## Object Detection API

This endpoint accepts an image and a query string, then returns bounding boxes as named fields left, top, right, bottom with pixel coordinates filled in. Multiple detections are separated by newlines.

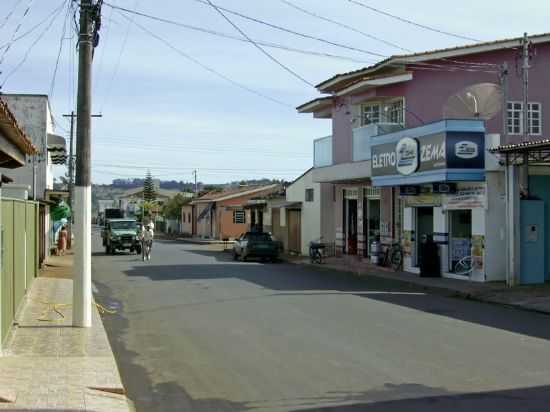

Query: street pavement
left=91, top=228, right=550, bottom=412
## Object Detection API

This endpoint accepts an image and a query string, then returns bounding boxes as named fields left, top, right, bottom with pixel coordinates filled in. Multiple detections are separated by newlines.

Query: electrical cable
left=102, top=3, right=373, bottom=64
left=0, top=0, right=25, bottom=31
left=93, top=0, right=115, bottom=100
left=99, top=0, right=139, bottom=113
left=122, top=13, right=293, bottom=108
left=203, top=0, right=314, bottom=87
left=1, top=1, right=66, bottom=87
left=345, top=0, right=480, bottom=42
left=0, top=0, right=37, bottom=67
left=93, top=163, right=306, bottom=173
left=49, top=1, right=72, bottom=99
left=279, top=0, right=411, bottom=52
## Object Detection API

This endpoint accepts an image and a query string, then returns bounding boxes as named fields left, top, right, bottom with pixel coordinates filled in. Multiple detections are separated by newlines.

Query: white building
left=0, top=94, right=67, bottom=263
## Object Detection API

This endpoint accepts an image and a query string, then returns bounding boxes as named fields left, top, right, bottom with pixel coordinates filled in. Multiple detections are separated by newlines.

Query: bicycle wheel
left=454, top=256, right=473, bottom=276
left=391, top=247, right=403, bottom=271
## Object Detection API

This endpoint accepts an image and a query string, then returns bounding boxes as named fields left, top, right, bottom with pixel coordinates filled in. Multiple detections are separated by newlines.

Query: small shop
left=371, top=119, right=505, bottom=282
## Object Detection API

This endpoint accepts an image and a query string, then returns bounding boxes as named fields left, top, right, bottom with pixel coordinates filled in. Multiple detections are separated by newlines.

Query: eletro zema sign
left=395, top=137, right=419, bottom=175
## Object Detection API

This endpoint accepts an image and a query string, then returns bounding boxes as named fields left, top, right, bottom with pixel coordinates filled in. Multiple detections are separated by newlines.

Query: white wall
left=484, top=171, right=506, bottom=281
left=286, top=170, right=321, bottom=256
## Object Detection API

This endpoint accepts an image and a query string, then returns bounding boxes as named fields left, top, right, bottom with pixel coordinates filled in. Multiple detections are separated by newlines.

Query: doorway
left=363, top=198, right=380, bottom=256
left=415, top=207, right=434, bottom=267
left=449, top=209, right=472, bottom=273
left=345, top=198, right=358, bottom=255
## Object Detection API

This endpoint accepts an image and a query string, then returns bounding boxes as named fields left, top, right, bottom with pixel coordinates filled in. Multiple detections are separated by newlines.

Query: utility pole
left=73, top=0, right=101, bottom=328
left=63, top=110, right=102, bottom=250
left=193, top=169, right=198, bottom=196
left=521, top=32, right=531, bottom=196
left=500, top=62, right=508, bottom=143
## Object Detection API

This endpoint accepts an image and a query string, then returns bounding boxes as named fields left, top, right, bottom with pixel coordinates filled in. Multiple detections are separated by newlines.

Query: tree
left=162, top=193, right=191, bottom=220
left=135, top=200, right=156, bottom=222
left=143, top=170, right=157, bottom=202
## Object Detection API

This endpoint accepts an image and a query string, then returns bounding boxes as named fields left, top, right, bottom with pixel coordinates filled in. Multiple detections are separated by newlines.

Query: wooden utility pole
left=521, top=33, right=531, bottom=196
left=73, top=0, right=101, bottom=328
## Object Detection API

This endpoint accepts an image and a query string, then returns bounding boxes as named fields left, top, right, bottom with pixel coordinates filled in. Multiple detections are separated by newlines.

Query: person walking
left=142, top=224, right=154, bottom=261
left=57, top=225, right=68, bottom=256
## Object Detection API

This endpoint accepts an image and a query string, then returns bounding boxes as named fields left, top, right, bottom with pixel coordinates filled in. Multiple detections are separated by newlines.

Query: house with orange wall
left=183, top=184, right=282, bottom=240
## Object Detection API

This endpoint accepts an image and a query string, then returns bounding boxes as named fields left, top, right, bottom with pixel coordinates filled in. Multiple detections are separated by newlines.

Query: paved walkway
left=0, top=255, right=131, bottom=411
left=287, top=255, right=550, bottom=315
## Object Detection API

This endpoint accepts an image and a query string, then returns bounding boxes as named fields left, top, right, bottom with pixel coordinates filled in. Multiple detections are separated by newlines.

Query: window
left=305, top=188, right=314, bottom=202
left=386, top=100, right=404, bottom=125
left=182, top=213, right=186, bottom=223
left=233, top=210, right=245, bottom=224
left=188, top=213, right=191, bottom=222
left=507, top=102, right=542, bottom=135
left=361, top=99, right=404, bottom=126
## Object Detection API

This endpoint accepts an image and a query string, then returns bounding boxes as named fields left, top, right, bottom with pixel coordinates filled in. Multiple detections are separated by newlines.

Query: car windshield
left=247, top=233, right=272, bottom=241
left=111, top=221, right=136, bottom=231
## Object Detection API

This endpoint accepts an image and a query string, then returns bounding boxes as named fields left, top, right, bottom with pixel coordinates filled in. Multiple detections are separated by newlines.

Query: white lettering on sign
left=372, top=151, right=396, bottom=169
left=421, top=141, right=446, bottom=163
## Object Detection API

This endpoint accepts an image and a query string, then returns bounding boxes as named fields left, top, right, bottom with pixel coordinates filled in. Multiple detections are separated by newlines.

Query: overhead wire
left=202, top=0, right=314, bottom=87
left=345, top=0, right=481, bottom=43
left=99, top=0, right=140, bottom=113
left=49, top=1, right=72, bottom=99
left=0, top=0, right=37, bottom=67
left=120, top=13, right=293, bottom=108
left=93, top=0, right=115, bottom=100
left=1, top=1, right=67, bottom=88
left=102, top=3, right=373, bottom=64
left=93, top=163, right=306, bottom=172
left=0, top=0, right=25, bottom=31
left=279, top=0, right=411, bottom=52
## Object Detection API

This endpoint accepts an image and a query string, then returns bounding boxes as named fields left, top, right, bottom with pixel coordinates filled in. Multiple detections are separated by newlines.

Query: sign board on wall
left=444, top=183, right=486, bottom=210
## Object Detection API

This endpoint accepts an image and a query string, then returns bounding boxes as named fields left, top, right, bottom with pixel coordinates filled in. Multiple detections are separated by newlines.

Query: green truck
left=102, top=218, right=141, bottom=255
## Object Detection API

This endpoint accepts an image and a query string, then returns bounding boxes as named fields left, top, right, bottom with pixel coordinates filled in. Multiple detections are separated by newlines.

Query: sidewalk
left=286, top=255, right=550, bottom=315
left=0, top=253, right=132, bottom=411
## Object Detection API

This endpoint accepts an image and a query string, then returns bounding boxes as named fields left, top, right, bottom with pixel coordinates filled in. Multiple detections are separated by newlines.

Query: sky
left=1, top=0, right=549, bottom=184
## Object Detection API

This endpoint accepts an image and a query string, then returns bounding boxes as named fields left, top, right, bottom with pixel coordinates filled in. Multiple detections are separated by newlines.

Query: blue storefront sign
left=371, top=119, right=486, bottom=186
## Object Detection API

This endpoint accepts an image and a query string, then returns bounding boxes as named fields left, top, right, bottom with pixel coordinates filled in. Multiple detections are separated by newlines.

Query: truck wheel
left=105, top=245, right=110, bottom=255
left=136, top=246, right=142, bottom=255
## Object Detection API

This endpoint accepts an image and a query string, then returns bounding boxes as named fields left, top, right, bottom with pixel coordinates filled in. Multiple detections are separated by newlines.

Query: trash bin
left=370, top=240, right=380, bottom=265
left=419, top=234, right=441, bottom=277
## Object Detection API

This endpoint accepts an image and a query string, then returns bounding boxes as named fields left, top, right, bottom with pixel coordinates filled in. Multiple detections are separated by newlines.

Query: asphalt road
left=91, top=229, right=550, bottom=412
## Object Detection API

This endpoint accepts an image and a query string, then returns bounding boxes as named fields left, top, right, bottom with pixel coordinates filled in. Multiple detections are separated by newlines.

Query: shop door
left=415, top=207, right=434, bottom=267
left=449, top=210, right=472, bottom=273
left=346, top=199, right=358, bottom=255
left=288, top=210, right=301, bottom=254
left=367, top=199, right=380, bottom=255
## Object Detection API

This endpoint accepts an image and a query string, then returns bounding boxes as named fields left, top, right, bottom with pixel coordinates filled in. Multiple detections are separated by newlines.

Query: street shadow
left=121, top=259, right=550, bottom=342
left=287, top=384, right=550, bottom=412
left=93, top=279, right=254, bottom=412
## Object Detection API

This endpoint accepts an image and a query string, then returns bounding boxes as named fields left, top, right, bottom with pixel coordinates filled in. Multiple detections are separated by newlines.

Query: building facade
left=298, top=33, right=550, bottom=283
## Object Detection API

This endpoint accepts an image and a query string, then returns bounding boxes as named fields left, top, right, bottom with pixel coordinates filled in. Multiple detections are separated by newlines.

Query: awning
left=269, top=201, right=302, bottom=210
left=47, top=133, right=67, bottom=164
left=489, top=139, right=550, bottom=165
left=197, top=202, right=214, bottom=221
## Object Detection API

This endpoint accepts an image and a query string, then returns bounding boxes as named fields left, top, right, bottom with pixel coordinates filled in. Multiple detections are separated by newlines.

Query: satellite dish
left=443, top=83, right=503, bottom=120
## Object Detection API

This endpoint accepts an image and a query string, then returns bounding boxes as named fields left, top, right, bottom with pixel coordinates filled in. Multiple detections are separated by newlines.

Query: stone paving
left=0, top=276, right=131, bottom=411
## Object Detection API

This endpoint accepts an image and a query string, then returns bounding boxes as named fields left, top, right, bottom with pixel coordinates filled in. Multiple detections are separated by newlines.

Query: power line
left=345, top=0, right=481, bottom=43
left=279, top=0, right=411, bottom=52
left=99, top=0, right=139, bottom=113
left=0, top=0, right=37, bottom=67
left=1, top=2, right=66, bottom=87
left=203, top=0, right=314, bottom=87
left=102, top=3, right=373, bottom=64
left=121, top=13, right=293, bottom=108
left=0, top=0, right=67, bottom=52
left=93, top=163, right=306, bottom=172
left=107, top=1, right=387, bottom=58
left=49, top=1, right=72, bottom=99
left=93, top=0, right=115, bottom=100
left=0, top=0, right=25, bottom=31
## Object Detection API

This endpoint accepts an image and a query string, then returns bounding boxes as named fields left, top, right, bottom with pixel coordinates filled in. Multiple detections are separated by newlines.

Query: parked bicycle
left=381, top=241, right=403, bottom=271
left=309, top=238, right=326, bottom=264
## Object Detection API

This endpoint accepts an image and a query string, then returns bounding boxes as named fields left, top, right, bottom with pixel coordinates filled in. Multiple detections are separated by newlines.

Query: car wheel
left=233, top=251, right=239, bottom=261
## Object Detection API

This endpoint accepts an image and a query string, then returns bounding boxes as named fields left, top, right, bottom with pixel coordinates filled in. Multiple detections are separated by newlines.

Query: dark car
left=233, top=232, right=279, bottom=262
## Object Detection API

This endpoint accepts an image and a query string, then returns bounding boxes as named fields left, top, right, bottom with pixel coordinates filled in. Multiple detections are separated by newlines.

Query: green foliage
left=143, top=170, right=157, bottom=202
left=51, top=201, right=71, bottom=221
left=162, top=193, right=191, bottom=219
left=135, top=200, right=156, bottom=221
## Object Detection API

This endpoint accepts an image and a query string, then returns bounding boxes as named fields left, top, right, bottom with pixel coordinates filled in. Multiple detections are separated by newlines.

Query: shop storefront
left=371, top=119, right=505, bottom=282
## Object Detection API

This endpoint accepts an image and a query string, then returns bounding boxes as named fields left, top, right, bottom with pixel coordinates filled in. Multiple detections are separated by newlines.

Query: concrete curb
left=284, top=258, right=550, bottom=316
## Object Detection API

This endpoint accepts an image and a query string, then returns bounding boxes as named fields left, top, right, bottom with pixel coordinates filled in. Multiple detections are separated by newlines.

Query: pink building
left=298, top=33, right=550, bottom=283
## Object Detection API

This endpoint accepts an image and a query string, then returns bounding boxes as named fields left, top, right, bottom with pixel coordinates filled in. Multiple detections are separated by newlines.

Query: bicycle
left=381, top=241, right=403, bottom=271
left=309, top=238, right=326, bottom=264
left=453, top=255, right=473, bottom=276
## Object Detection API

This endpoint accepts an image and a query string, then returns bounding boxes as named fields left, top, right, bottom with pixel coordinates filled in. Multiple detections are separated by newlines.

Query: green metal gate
left=1, top=199, right=39, bottom=344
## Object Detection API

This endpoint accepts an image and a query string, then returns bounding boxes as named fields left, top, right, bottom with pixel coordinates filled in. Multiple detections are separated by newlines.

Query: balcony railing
left=352, top=123, right=403, bottom=162
left=313, top=135, right=332, bottom=167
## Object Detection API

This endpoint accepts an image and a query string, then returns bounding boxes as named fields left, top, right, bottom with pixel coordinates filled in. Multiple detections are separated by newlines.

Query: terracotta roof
left=0, top=97, right=36, bottom=155
left=191, top=184, right=280, bottom=204
left=314, top=32, right=550, bottom=93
